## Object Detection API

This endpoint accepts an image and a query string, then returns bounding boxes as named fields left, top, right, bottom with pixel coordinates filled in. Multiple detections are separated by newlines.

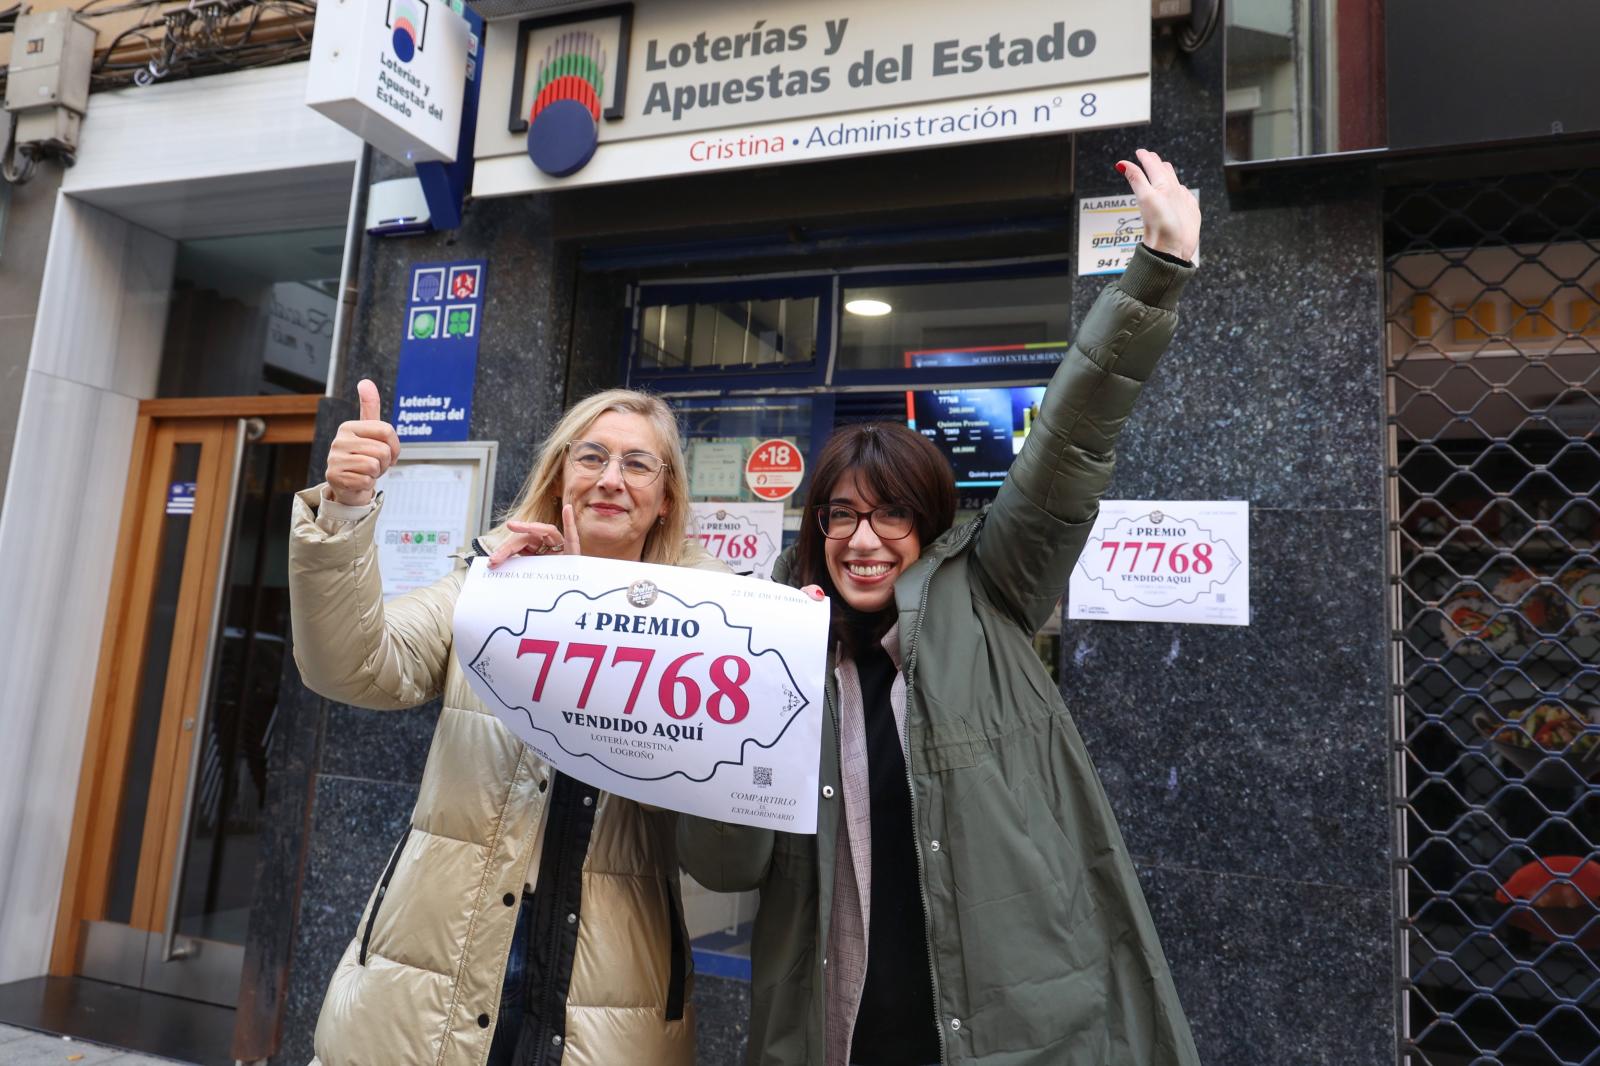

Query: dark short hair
left=793, top=423, right=958, bottom=633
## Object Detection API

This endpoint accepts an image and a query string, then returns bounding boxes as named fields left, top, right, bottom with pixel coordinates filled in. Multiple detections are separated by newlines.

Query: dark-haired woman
left=679, top=150, right=1203, bottom=1066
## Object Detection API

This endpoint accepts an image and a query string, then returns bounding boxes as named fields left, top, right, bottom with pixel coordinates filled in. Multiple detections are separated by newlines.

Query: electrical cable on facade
left=0, top=0, right=315, bottom=97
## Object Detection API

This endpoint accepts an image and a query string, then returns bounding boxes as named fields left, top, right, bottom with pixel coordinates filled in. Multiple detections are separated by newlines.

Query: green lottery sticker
left=446, top=308, right=473, bottom=337
left=412, top=311, right=437, bottom=339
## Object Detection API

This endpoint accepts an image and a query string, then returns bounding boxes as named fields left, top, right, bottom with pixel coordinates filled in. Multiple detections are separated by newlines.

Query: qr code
left=753, top=766, right=773, bottom=788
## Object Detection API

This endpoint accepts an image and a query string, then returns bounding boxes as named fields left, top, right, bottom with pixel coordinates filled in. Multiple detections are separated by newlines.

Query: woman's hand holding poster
left=454, top=556, right=830, bottom=832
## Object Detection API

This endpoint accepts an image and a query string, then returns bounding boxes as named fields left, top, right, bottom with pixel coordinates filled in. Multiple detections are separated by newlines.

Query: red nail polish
left=1116, top=162, right=1127, bottom=174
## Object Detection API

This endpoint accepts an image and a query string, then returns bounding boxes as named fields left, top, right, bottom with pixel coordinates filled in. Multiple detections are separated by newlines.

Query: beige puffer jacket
left=289, top=485, right=725, bottom=1066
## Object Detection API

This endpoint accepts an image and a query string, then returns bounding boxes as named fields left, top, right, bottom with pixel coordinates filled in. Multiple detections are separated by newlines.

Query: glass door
left=52, top=397, right=317, bottom=1006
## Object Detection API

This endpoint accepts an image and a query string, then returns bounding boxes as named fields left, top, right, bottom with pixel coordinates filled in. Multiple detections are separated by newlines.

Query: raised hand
left=1116, top=148, right=1201, bottom=262
left=491, top=504, right=584, bottom=568
left=326, top=379, right=402, bottom=507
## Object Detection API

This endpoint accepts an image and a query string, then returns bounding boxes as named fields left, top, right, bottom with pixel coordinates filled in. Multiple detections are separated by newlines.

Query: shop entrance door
left=50, top=396, right=319, bottom=1006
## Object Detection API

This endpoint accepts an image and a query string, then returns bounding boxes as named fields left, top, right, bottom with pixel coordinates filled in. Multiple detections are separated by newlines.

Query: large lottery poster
left=454, top=554, right=831, bottom=831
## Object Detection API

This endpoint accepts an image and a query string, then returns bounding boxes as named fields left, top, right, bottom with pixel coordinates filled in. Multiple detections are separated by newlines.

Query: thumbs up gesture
left=327, top=379, right=402, bottom=507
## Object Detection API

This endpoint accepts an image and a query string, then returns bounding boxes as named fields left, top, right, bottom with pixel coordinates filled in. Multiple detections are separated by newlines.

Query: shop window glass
left=836, top=273, right=1070, bottom=374
left=157, top=227, right=345, bottom=397
left=639, top=295, right=817, bottom=371
left=677, top=396, right=820, bottom=547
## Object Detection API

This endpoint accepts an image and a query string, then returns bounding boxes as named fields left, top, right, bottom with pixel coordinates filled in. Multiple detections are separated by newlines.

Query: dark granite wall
left=251, top=37, right=1394, bottom=1066
left=1065, top=46, right=1393, bottom=1066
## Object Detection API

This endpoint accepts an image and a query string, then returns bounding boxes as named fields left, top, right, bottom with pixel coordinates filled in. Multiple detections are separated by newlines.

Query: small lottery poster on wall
left=1068, top=500, right=1250, bottom=626
left=392, top=260, right=487, bottom=442
left=689, top=501, right=785, bottom=579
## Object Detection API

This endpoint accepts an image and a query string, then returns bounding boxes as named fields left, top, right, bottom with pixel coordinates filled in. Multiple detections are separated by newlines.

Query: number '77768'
left=1096, top=541, right=1214, bottom=576
left=697, top=533, right=762, bottom=560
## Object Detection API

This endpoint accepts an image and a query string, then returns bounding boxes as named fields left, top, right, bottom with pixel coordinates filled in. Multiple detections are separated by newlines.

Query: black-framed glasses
left=815, top=504, right=917, bottom=541
left=567, top=440, right=669, bottom=486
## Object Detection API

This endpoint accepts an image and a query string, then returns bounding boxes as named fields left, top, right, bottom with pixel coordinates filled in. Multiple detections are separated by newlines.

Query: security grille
left=1387, top=170, right=1600, bottom=1065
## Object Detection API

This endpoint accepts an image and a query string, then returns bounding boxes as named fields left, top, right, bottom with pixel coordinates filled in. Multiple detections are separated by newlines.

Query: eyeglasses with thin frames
left=567, top=440, right=669, bottom=486
left=815, top=504, right=917, bottom=541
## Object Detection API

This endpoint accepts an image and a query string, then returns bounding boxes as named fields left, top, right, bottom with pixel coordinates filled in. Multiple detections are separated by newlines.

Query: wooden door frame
left=50, top=395, right=319, bottom=976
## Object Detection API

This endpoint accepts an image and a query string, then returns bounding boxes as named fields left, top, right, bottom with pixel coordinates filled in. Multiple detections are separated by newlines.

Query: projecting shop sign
left=473, top=0, right=1149, bottom=194
left=306, top=0, right=472, bottom=163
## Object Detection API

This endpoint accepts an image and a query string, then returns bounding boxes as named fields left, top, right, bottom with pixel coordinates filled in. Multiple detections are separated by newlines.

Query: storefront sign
left=474, top=0, right=1149, bottom=194
left=393, top=260, right=486, bottom=441
left=454, top=554, right=830, bottom=831
left=745, top=438, right=804, bottom=501
left=1076, top=190, right=1199, bottom=276
left=689, top=501, right=785, bottom=578
left=306, top=0, right=472, bottom=164
left=1068, top=500, right=1250, bottom=626
left=374, top=463, right=474, bottom=598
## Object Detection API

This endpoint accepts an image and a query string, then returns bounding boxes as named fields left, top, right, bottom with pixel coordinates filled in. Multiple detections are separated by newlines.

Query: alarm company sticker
left=454, top=553, right=831, bottom=831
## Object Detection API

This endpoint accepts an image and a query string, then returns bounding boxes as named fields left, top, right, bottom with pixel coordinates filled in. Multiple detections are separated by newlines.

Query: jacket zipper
left=533, top=783, right=576, bottom=1066
left=360, top=827, right=411, bottom=966
left=901, top=515, right=983, bottom=1066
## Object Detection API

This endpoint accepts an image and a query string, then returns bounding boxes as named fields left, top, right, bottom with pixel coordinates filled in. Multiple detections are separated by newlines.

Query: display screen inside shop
left=904, top=343, right=1065, bottom=489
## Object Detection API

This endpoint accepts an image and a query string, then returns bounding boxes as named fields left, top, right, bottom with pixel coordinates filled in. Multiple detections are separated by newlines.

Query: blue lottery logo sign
left=386, top=0, right=429, bottom=63
left=393, top=261, right=486, bottom=441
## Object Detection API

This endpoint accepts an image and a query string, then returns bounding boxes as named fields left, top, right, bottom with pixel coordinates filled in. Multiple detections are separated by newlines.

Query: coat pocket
left=359, top=827, right=412, bottom=965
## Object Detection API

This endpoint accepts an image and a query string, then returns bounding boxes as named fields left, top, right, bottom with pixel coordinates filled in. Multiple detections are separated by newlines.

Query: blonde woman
left=290, top=382, right=722, bottom=1066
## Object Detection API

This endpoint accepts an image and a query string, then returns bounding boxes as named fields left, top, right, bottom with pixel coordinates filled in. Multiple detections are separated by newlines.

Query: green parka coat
left=678, top=245, right=1202, bottom=1066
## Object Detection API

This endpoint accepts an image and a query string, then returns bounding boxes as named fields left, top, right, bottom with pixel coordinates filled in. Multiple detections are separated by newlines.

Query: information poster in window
left=374, top=462, right=480, bottom=599
left=689, top=440, right=746, bottom=498
left=1068, top=500, right=1250, bottom=626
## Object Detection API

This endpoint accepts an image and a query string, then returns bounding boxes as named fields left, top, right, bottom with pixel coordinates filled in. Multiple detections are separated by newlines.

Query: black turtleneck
left=847, top=628, right=940, bottom=1066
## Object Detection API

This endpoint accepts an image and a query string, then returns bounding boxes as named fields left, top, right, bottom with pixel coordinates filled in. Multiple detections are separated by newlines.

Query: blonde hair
left=500, top=389, right=690, bottom=566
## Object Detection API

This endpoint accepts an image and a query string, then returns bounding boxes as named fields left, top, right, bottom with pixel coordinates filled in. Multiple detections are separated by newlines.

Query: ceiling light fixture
left=844, top=298, right=892, bottom=316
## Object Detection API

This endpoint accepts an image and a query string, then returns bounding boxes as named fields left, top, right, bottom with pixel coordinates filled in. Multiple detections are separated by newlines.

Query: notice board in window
left=373, top=441, right=499, bottom=599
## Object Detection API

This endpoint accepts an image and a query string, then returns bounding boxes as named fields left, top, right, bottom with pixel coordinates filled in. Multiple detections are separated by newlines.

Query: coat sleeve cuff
left=316, top=485, right=378, bottom=523
left=1114, top=243, right=1196, bottom=311
left=292, top=484, right=384, bottom=569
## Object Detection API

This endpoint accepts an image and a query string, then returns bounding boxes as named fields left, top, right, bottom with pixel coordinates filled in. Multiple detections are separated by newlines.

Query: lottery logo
left=526, top=31, right=606, bottom=177
left=412, top=267, right=445, bottom=303
left=408, top=306, right=441, bottom=339
left=449, top=266, right=480, bottom=300
left=386, top=0, right=429, bottom=63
